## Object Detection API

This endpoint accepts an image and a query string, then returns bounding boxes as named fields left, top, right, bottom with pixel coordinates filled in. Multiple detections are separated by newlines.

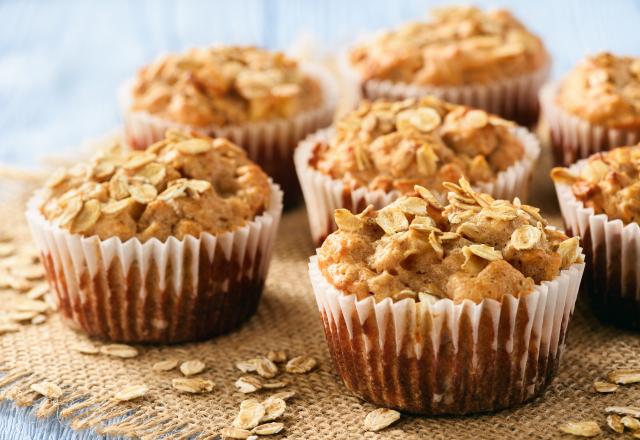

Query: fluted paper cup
left=309, top=255, right=584, bottom=415
left=555, top=159, right=640, bottom=329
left=25, top=182, right=283, bottom=343
left=295, top=126, right=541, bottom=245
left=119, top=63, right=338, bottom=207
left=340, top=50, right=550, bottom=127
left=540, top=82, right=640, bottom=166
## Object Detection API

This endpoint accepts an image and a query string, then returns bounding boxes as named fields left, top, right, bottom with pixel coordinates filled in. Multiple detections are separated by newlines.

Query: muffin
left=26, top=130, right=283, bottom=343
left=119, top=45, right=337, bottom=206
left=541, top=52, right=640, bottom=165
left=345, top=6, right=550, bottom=126
left=552, top=145, right=640, bottom=328
left=309, top=178, right=585, bottom=414
left=295, top=96, right=540, bottom=244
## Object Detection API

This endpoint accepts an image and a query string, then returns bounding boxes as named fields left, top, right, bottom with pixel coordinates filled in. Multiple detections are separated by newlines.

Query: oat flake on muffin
left=40, top=129, right=271, bottom=242
left=129, top=46, right=324, bottom=127
left=310, top=97, right=524, bottom=194
left=349, top=5, right=548, bottom=86
left=318, top=178, right=581, bottom=304
left=556, top=52, right=640, bottom=129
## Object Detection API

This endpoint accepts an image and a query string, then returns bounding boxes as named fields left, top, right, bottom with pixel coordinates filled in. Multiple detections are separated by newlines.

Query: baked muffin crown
left=551, top=144, right=640, bottom=224
left=129, top=46, right=324, bottom=127
left=311, top=97, right=524, bottom=193
left=556, top=52, right=640, bottom=129
left=40, top=130, right=271, bottom=242
left=318, top=178, right=580, bottom=304
left=349, top=5, right=548, bottom=86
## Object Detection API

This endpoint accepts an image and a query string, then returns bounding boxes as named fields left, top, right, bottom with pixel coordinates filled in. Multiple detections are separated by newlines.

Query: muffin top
left=551, top=144, right=640, bottom=224
left=349, top=6, right=547, bottom=86
left=318, top=179, right=580, bottom=304
left=39, top=130, right=271, bottom=242
left=556, top=53, right=640, bottom=128
left=128, top=46, right=324, bottom=127
left=310, top=97, right=525, bottom=194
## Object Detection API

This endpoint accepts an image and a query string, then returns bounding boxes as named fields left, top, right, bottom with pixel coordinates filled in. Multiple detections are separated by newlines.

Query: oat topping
left=557, top=52, right=640, bottom=128
left=39, top=130, right=271, bottom=242
left=318, top=178, right=581, bottom=303
left=311, top=97, right=524, bottom=194
left=350, top=6, right=547, bottom=86
left=552, top=145, right=640, bottom=225
left=129, top=46, right=323, bottom=127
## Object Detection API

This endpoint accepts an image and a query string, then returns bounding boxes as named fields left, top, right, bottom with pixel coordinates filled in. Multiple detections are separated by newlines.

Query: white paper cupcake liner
left=25, top=182, right=283, bottom=343
left=295, top=126, right=541, bottom=245
left=309, top=255, right=584, bottom=415
left=540, top=82, right=640, bottom=166
left=119, top=63, right=338, bottom=206
left=554, top=159, right=640, bottom=328
left=339, top=50, right=550, bottom=126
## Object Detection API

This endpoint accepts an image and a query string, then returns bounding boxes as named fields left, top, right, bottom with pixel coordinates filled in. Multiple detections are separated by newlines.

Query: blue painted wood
left=0, top=0, right=639, bottom=437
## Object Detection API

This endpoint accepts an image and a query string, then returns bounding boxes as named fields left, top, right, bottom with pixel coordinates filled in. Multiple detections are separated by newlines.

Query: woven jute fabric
left=1, top=144, right=640, bottom=440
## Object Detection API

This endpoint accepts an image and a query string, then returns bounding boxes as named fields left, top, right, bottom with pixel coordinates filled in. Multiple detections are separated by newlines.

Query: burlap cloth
left=1, top=140, right=639, bottom=440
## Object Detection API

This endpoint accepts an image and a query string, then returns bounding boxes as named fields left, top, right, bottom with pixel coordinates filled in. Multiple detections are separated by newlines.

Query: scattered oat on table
left=180, top=359, right=205, bottom=376
left=152, top=359, right=178, bottom=372
left=558, top=421, right=602, bottom=437
left=608, top=369, right=640, bottom=385
left=100, top=344, right=139, bottom=358
left=73, top=341, right=99, bottom=355
left=30, top=381, right=62, bottom=399
left=364, top=408, right=401, bottom=432
left=254, top=422, right=284, bottom=435
left=235, top=376, right=262, bottom=394
left=622, top=416, right=640, bottom=431
left=262, top=380, right=287, bottom=389
left=220, top=426, right=252, bottom=439
left=255, top=357, right=278, bottom=379
left=261, top=397, right=286, bottom=422
left=114, top=384, right=148, bottom=402
left=171, top=378, right=214, bottom=394
left=285, top=355, right=317, bottom=374
left=266, top=350, right=287, bottom=363
left=607, top=414, right=624, bottom=433
left=269, top=390, right=295, bottom=401
left=233, top=399, right=265, bottom=430
left=606, top=406, right=640, bottom=418
left=593, top=380, right=618, bottom=393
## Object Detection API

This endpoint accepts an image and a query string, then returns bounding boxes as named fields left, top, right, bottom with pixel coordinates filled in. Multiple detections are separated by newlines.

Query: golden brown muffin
left=349, top=6, right=548, bottom=86
left=40, top=130, right=271, bottom=242
left=318, top=178, right=580, bottom=304
left=551, top=144, right=640, bottom=224
left=556, top=53, right=640, bottom=129
left=310, top=97, right=524, bottom=193
left=128, top=46, right=323, bottom=127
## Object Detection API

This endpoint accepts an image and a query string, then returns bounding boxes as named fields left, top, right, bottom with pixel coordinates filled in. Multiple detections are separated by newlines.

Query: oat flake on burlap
left=3, top=144, right=640, bottom=439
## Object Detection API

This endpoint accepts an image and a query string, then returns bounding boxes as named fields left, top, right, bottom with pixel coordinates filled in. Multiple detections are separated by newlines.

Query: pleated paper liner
left=295, top=126, right=541, bottom=245
left=555, top=159, right=640, bottom=329
left=339, top=50, right=550, bottom=127
left=540, top=82, right=640, bottom=166
left=308, top=255, right=585, bottom=415
left=119, top=63, right=338, bottom=208
left=25, top=181, right=283, bottom=343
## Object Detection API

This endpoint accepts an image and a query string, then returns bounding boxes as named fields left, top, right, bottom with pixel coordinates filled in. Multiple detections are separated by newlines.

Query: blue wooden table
left=1, top=0, right=639, bottom=438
